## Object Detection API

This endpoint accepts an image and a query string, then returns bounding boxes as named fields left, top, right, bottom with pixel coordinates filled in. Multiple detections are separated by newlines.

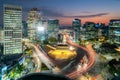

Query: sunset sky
left=0, top=0, right=120, bottom=26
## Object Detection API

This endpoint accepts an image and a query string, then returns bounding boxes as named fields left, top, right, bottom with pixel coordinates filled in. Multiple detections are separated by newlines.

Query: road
left=32, top=49, right=42, bottom=72
left=64, top=34, right=95, bottom=79
left=25, top=43, right=60, bottom=73
left=25, top=33, right=95, bottom=79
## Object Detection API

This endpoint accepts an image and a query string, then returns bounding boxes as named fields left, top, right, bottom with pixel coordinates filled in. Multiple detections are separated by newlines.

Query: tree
left=43, top=39, right=49, bottom=44
left=47, top=37, right=58, bottom=44
left=100, top=42, right=118, bottom=54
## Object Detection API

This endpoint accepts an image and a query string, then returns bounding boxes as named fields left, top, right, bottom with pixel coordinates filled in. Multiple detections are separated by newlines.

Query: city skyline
left=0, top=0, right=120, bottom=26
left=0, top=1, right=120, bottom=80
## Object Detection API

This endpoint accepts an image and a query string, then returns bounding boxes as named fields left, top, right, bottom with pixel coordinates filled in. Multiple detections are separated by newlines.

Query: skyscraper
left=0, top=27, right=3, bottom=55
left=0, top=27, right=3, bottom=43
left=27, top=8, right=41, bottom=41
left=72, top=19, right=81, bottom=42
left=72, top=19, right=81, bottom=31
left=4, top=5, right=22, bottom=55
left=83, top=22, right=96, bottom=40
left=22, top=21, right=28, bottom=38
left=109, top=19, right=120, bottom=44
left=47, top=19, right=59, bottom=38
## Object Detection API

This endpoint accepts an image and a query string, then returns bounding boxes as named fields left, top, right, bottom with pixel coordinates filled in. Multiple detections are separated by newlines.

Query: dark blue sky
left=0, top=0, right=120, bottom=26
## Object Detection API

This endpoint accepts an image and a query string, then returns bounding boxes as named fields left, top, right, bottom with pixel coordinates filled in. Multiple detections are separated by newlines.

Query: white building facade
left=4, top=5, right=22, bottom=55
left=27, top=8, right=41, bottom=41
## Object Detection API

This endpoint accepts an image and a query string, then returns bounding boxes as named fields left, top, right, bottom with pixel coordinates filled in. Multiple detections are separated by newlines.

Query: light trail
left=25, top=32, right=95, bottom=79
left=64, top=33, right=95, bottom=79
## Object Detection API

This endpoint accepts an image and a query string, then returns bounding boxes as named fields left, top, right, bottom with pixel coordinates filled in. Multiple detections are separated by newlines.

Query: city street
left=1, top=1, right=120, bottom=80
left=64, top=34, right=95, bottom=79
left=25, top=33, right=96, bottom=79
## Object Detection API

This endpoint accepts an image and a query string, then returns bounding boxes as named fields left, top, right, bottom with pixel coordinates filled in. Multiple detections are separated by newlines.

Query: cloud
left=39, top=8, right=109, bottom=18
left=64, top=13, right=109, bottom=18
left=40, top=8, right=109, bottom=19
left=21, top=7, right=109, bottom=21
left=80, top=11, right=91, bottom=13
left=22, top=7, right=64, bottom=19
left=40, top=7, right=64, bottom=17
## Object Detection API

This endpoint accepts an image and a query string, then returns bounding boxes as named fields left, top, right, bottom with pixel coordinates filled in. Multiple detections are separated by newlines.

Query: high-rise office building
left=47, top=19, right=59, bottom=38
left=0, top=27, right=3, bottom=55
left=22, top=21, right=28, bottom=38
left=83, top=21, right=96, bottom=40
left=109, top=19, right=120, bottom=44
left=4, top=5, right=22, bottom=55
left=84, top=21, right=95, bottom=31
left=37, top=20, right=47, bottom=41
left=72, top=19, right=81, bottom=31
left=0, top=27, right=3, bottom=43
left=99, top=23, right=109, bottom=37
left=27, top=8, right=41, bottom=41
left=72, top=19, right=81, bottom=42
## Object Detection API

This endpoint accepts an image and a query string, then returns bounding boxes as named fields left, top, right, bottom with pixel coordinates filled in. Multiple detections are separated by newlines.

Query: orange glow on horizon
left=58, top=16, right=112, bottom=26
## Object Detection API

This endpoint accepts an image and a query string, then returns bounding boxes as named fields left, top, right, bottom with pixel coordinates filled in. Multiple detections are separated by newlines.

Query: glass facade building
left=83, top=22, right=96, bottom=40
left=27, top=8, right=41, bottom=41
left=72, top=19, right=81, bottom=42
left=3, top=5, right=22, bottom=55
left=109, top=19, right=120, bottom=44
left=0, top=28, right=3, bottom=43
left=47, top=19, right=59, bottom=38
